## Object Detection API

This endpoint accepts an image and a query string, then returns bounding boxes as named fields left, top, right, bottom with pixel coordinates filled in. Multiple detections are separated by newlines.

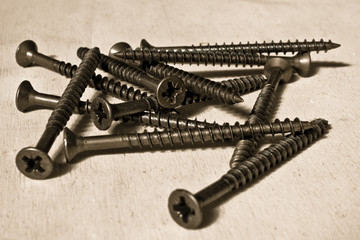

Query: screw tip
left=233, top=94, right=244, bottom=103
left=16, top=147, right=53, bottom=180
left=330, top=42, right=341, bottom=50
left=168, top=189, right=203, bottom=229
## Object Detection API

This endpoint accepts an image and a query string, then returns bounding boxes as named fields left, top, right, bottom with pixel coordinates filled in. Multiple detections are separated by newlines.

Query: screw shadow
left=307, top=61, right=350, bottom=77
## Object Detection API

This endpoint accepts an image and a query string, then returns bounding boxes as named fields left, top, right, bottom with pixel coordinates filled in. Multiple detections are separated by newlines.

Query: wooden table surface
left=1, top=0, right=359, bottom=239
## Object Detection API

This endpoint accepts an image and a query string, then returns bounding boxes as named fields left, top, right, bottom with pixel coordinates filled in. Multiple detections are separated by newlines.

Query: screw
left=229, top=57, right=295, bottom=168
left=113, top=48, right=311, bottom=74
left=16, top=80, right=90, bottom=114
left=13, top=81, right=213, bottom=131
left=220, top=75, right=268, bottom=94
left=123, top=111, right=220, bottom=130
left=15, top=47, right=101, bottom=179
left=63, top=118, right=315, bottom=162
left=77, top=47, right=186, bottom=109
left=140, top=38, right=340, bottom=55
left=90, top=96, right=159, bottom=130
left=168, top=118, right=328, bottom=229
left=15, top=40, right=149, bottom=103
left=146, top=63, right=245, bottom=104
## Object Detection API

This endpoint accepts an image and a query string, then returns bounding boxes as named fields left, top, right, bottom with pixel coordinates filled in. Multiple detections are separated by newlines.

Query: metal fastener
left=63, top=118, right=315, bottom=162
left=168, top=119, right=328, bottom=229
left=230, top=57, right=294, bottom=168
left=13, top=82, right=216, bottom=130
left=16, top=80, right=90, bottom=114
left=140, top=38, right=340, bottom=55
left=77, top=47, right=186, bottom=109
left=108, top=43, right=244, bottom=104
left=15, top=47, right=101, bottom=179
left=113, top=48, right=312, bottom=74
left=90, top=96, right=159, bottom=130
left=15, top=40, right=149, bottom=103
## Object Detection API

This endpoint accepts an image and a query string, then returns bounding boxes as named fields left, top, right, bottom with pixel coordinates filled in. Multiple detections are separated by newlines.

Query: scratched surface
left=0, top=0, right=359, bottom=239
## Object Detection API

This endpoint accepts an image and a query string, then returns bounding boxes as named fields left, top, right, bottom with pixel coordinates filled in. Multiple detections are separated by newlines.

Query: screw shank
left=194, top=179, right=234, bottom=208
left=32, top=52, right=62, bottom=73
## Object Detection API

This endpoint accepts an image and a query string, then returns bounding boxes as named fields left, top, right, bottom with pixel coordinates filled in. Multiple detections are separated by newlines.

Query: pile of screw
left=14, top=39, right=340, bottom=229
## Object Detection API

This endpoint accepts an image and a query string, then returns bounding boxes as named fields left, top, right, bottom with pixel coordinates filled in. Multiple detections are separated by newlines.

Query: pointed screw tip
left=331, top=42, right=341, bottom=49
left=233, top=95, right=244, bottom=103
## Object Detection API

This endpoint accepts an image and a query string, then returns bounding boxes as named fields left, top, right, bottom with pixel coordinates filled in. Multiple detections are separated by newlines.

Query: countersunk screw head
left=140, top=39, right=154, bottom=49
left=168, top=189, right=203, bottom=229
left=15, top=147, right=53, bottom=180
left=292, top=52, right=311, bottom=77
left=15, top=80, right=34, bottom=112
left=90, top=97, right=113, bottom=131
left=16, top=40, right=38, bottom=67
left=156, top=77, right=186, bottom=108
left=63, top=127, right=79, bottom=163
left=264, top=58, right=292, bottom=82
left=108, top=42, right=132, bottom=56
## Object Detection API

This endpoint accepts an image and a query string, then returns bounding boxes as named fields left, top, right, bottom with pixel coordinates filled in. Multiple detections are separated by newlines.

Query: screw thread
left=181, top=91, right=207, bottom=105
left=249, top=83, right=277, bottom=123
left=221, top=75, right=268, bottom=94
left=57, top=61, right=78, bottom=78
left=229, top=83, right=278, bottom=167
left=179, top=75, right=267, bottom=105
left=148, top=63, right=242, bottom=104
left=166, top=39, right=339, bottom=55
left=115, top=49, right=267, bottom=67
left=45, top=48, right=100, bottom=133
left=121, top=118, right=312, bottom=148
left=223, top=119, right=328, bottom=189
left=93, top=74, right=149, bottom=101
left=53, top=54, right=150, bottom=102
left=126, top=111, right=219, bottom=130
left=78, top=47, right=159, bottom=90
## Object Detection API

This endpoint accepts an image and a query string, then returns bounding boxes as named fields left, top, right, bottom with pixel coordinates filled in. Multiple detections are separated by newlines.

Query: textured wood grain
left=0, top=0, right=359, bottom=239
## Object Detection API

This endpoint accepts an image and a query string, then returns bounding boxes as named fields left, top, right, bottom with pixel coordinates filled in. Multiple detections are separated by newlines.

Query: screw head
left=16, top=40, right=38, bottom=67
left=291, top=52, right=311, bottom=77
left=63, top=127, right=80, bottom=163
left=168, top=189, right=203, bottom=229
left=264, top=58, right=292, bottom=83
left=16, top=147, right=53, bottom=180
left=15, top=80, right=36, bottom=112
left=140, top=39, right=154, bottom=49
left=108, top=42, right=132, bottom=56
left=90, top=97, right=113, bottom=130
left=156, top=77, right=186, bottom=108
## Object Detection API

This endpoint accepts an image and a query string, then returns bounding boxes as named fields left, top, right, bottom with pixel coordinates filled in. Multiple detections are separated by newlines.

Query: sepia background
left=0, top=0, right=359, bottom=239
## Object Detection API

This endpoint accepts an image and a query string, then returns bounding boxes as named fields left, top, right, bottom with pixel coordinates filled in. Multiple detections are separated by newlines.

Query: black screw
left=16, top=80, right=90, bottom=114
left=140, top=38, right=340, bottom=55
left=229, top=57, right=294, bottom=168
left=63, top=118, right=315, bottom=162
left=113, top=48, right=311, bottom=74
left=90, top=96, right=159, bottom=130
left=123, top=111, right=220, bottom=130
left=15, top=47, right=101, bottom=179
left=13, top=82, right=216, bottom=131
left=168, top=119, right=328, bottom=229
left=15, top=40, right=149, bottom=103
left=77, top=47, right=186, bottom=109
left=108, top=43, right=244, bottom=104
